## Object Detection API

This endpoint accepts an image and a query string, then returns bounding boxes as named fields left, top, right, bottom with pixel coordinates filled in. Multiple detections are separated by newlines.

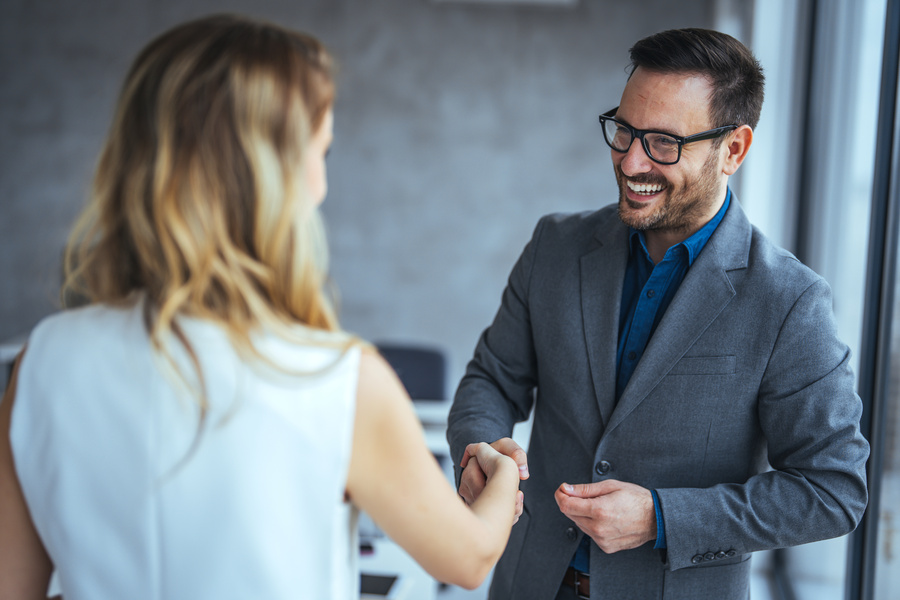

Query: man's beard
left=616, top=147, right=721, bottom=235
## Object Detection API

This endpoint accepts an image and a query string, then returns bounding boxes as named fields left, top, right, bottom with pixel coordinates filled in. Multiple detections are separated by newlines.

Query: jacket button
left=726, top=549, right=736, bottom=557
left=692, top=554, right=704, bottom=564
left=566, top=526, right=577, bottom=541
left=716, top=551, right=727, bottom=559
left=595, top=460, right=611, bottom=475
left=704, top=552, right=716, bottom=561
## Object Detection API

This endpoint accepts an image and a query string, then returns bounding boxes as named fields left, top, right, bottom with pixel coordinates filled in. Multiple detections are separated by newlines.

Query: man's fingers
left=555, top=488, right=597, bottom=518
left=513, top=490, right=524, bottom=524
left=491, top=438, right=529, bottom=479
left=558, top=480, right=616, bottom=498
left=554, top=481, right=657, bottom=554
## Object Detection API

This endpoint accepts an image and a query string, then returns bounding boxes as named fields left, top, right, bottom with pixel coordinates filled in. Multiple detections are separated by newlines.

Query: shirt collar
left=629, top=187, right=732, bottom=266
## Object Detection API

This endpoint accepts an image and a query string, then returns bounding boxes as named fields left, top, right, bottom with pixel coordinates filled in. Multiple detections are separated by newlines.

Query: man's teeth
left=627, top=181, right=665, bottom=195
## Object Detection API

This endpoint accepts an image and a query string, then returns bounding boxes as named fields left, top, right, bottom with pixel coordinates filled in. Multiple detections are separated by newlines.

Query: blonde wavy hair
left=63, top=15, right=353, bottom=406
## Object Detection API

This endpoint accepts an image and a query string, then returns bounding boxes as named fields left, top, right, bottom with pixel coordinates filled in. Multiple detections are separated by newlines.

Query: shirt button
left=646, top=289, right=656, bottom=298
left=595, top=460, right=611, bottom=475
left=566, top=526, right=578, bottom=541
left=627, top=351, right=637, bottom=361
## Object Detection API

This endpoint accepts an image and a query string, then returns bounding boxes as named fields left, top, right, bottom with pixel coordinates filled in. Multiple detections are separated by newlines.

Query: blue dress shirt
left=570, top=190, right=731, bottom=572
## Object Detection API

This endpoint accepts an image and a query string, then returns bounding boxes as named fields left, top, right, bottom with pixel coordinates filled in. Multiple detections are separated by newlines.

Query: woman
left=0, top=14, right=520, bottom=599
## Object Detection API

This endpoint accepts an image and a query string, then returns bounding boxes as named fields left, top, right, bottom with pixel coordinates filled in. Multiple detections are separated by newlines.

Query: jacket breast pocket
left=667, top=355, right=736, bottom=376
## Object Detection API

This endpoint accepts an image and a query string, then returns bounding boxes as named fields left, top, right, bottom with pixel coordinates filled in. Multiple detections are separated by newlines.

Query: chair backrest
left=375, top=343, right=446, bottom=401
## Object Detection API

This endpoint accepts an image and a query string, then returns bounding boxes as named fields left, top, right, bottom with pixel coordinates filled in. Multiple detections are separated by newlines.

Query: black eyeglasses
left=598, top=107, right=738, bottom=165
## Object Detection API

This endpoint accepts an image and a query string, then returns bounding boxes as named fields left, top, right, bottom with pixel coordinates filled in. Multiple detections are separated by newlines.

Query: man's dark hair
left=629, top=28, right=765, bottom=130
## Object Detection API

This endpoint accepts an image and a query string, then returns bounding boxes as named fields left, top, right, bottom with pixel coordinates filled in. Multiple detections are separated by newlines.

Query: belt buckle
left=574, top=570, right=590, bottom=599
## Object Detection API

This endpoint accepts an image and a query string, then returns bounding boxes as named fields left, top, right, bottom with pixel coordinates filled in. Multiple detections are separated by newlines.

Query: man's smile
left=626, top=180, right=667, bottom=196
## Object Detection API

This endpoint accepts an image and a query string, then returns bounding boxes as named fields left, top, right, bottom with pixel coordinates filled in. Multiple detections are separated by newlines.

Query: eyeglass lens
left=601, top=119, right=680, bottom=164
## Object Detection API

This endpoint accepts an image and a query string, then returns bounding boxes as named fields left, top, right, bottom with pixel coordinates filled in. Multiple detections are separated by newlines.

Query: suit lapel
left=603, top=198, right=752, bottom=435
left=580, top=210, right=629, bottom=428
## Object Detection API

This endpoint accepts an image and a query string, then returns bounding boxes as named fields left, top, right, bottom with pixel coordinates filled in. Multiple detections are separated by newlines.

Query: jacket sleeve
left=446, top=218, right=547, bottom=472
left=657, top=277, right=870, bottom=570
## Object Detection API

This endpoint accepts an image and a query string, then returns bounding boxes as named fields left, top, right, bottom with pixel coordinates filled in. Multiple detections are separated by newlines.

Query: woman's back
left=10, top=299, right=360, bottom=599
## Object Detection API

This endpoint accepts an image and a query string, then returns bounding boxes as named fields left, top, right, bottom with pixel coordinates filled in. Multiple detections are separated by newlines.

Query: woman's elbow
left=434, top=539, right=504, bottom=590
left=438, top=561, right=494, bottom=591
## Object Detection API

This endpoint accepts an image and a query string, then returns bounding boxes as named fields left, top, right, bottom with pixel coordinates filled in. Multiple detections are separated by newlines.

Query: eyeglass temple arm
left=683, top=125, right=739, bottom=143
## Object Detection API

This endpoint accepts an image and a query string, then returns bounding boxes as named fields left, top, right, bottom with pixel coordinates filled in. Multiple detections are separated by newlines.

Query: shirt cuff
left=651, top=489, right=667, bottom=549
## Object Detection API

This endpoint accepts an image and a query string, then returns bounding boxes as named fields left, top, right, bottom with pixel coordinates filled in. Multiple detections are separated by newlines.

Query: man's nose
left=618, top=139, right=654, bottom=177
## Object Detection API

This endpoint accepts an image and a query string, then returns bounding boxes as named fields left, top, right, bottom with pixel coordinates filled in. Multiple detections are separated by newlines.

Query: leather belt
left=562, top=566, right=590, bottom=599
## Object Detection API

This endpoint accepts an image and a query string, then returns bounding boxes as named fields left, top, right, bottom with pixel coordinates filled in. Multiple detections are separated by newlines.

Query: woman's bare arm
left=346, top=348, right=519, bottom=590
left=0, top=351, right=54, bottom=599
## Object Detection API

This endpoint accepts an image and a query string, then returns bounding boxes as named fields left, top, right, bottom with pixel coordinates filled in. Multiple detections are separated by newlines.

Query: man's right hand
left=459, top=437, right=529, bottom=521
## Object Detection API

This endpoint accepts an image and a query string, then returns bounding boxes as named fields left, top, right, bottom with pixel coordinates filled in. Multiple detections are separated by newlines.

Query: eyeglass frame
left=598, top=107, right=738, bottom=165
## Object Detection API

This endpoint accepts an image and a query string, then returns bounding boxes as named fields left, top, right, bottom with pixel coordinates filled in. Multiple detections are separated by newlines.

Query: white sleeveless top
left=11, top=300, right=361, bottom=600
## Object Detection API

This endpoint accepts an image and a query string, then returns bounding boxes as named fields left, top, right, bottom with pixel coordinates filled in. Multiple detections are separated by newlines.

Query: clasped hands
left=459, top=437, right=657, bottom=553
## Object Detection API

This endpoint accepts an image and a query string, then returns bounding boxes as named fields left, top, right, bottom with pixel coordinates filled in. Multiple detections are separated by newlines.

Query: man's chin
left=618, top=195, right=662, bottom=230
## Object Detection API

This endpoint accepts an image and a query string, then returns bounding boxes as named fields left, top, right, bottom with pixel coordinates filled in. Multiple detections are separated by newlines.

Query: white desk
left=360, top=536, right=437, bottom=600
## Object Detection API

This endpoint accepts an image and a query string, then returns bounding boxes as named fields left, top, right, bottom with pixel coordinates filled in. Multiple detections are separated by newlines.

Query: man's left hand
left=554, top=479, right=657, bottom=554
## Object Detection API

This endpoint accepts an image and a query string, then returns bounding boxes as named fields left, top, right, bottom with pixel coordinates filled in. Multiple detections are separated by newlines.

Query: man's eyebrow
left=615, top=114, right=683, bottom=138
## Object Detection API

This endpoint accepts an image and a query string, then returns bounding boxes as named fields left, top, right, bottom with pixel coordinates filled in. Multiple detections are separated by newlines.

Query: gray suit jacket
left=447, top=199, right=869, bottom=600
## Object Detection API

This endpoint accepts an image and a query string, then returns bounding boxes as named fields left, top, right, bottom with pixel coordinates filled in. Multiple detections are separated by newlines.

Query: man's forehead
left=618, top=68, right=714, bottom=130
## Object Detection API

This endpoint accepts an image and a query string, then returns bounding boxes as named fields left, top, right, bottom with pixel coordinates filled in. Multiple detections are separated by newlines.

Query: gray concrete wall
left=1, top=0, right=723, bottom=392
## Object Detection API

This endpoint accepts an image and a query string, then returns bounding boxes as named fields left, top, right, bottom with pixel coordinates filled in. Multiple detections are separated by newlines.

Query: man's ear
left=722, top=125, right=753, bottom=176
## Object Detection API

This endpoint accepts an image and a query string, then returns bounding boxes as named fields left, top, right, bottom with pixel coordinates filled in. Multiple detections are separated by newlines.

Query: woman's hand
left=461, top=442, right=524, bottom=523
left=461, top=442, right=515, bottom=479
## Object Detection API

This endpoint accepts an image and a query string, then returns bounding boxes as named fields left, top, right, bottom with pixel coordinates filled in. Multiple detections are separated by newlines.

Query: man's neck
left=644, top=230, right=690, bottom=265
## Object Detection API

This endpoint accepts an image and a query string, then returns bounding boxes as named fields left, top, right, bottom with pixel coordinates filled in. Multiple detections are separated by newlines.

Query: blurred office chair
left=375, top=343, right=446, bottom=401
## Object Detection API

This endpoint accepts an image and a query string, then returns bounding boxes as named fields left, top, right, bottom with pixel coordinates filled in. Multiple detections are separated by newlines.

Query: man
left=447, top=28, right=869, bottom=600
